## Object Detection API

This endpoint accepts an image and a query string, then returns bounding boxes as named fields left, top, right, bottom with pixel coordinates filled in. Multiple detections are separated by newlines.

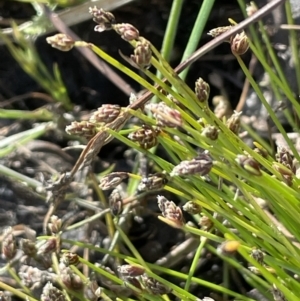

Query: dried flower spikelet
left=37, top=238, right=58, bottom=255
left=48, top=215, right=62, bottom=235
left=46, top=34, right=75, bottom=51
left=113, top=23, right=139, bottom=41
left=182, top=201, right=201, bottom=215
left=128, top=125, right=159, bottom=149
left=61, top=251, right=79, bottom=266
left=60, top=267, right=83, bottom=291
left=217, top=240, right=240, bottom=256
left=170, top=151, right=213, bottom=177
left=199, top=215, right=214, bottom=230
left=146, top=102, right=182, bottom=128
left=99, top=172, right=128, bottom=190
left=109, top=188, right=123, bottom=216
left=230, top=31, right=249, bottom=55
left=236, top=155, right=262, bottom=176
left=157, top=195, right=184, bottom=228
left=90, top=104, right=121, bottom=124
left=0, top=291, right=11, bottom=301
left=195, top=78, right=210, bottom=103
left=272, top=284, right=287, bottom=301
left=84, top=280, right=101, bottom=301
left=276, top=146, right=295, bottom=173
left=201, top=125, right=219, bottom=140
left=250, top=248, right=264, bottom=265
left=226, top=110, right=242, bottom=134
left=41, top=282, right=66, bottom=301
left=2, top=227, right=17, bottom=260
left=208, top=25, right=232, bottom=40
left=213, top=95, right=232, bottom=119
left=20, top=239, right=37, bottom=257
left=66, top=121, right=97, bottom=139
left=246, top=2, right=258, bottom=17
left=118, top=264, right=145, bottom=278
left=131, top=39, right=152, bottom=68
left=141, top=275, right=171, bottom=295
left=138, top=172, right=168, bottom=191
left=89, top=7, right=116, bottom=31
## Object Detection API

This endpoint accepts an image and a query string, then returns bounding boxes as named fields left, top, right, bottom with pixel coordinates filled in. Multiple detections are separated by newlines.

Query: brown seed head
left=46, top=34, right=75, bottom=52
left=62, top=251, right=79, bottom=266
left=138, top=173, right=168, bottom=191
left=118, top=264, right=145, bottom=278
left=230, top=31, right=249, bottom=55
left=146, top=102, right=182, bottom=128
left=2, top=227, right=17, bottom=260
left=65, top=121, right=97, bottom=139
left=99, top=172, right=128, bottom=190
left=109, top=188, right=123, bottom=216
left=90, top=104, right=121, bottom=124
left=195, top=78, right=210, bottom=103
left=131, top=39, right=152, bottom=68
left=141, top=275, right=171, bottom=295
left=89, top=7, right=116, bottom=31
left=170, top=151, right=213, bottom=176
left=114, top=23, right=139, bottom=41
left=182, top=201, right=201, bottom=215
left=41, top=282, right=66, bottom=301
left=236, top=155, right=262, bottom=176
left=128, top=125, right=159, bottom=149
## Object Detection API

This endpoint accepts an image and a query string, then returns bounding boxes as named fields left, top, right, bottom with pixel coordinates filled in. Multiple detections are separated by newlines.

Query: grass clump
left=0, top=0, right=300, bottom=300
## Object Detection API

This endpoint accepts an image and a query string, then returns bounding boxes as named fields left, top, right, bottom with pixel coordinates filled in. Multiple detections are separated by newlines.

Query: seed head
left=113, top=23, right=139, bottom=41
left=2, top=227, right=17, bottom=260
left=246, top=2, right=258, bottom=17
left=182, top=201, right=201, bottom=215
left=128, top=125, right=159, bottom=149
left=157, top=195, right=184, bottom=228
left=0, top=291, right=11, bottom=301
left=46, top=34, right=75, bottom=52
left=89, top=7, right=116, bottom=31
left=65, top=121, right=97, bottom=139
left=276, top=146, right=295, bottom=173
left=146, top=102, right=182, bottom=128
left=195, top=78, right=210, bottom=103
left=138, top=173, right=168, bottom=191
left=84, top=280, right=101, bottom=301
left=250, top=248, right=264, bottom=265
left=271, top=284, right=287, bottom=301
left=201, top=125, right=219, bottom=140
left=141, top=275, right=171, bottom=295
left=208, top=26, right=232, bottom=40
left=109, top=188, right=123, bottom=216
left=60, top=267, right=83, bottom=291
left=117, top=264, right=145, bottom=278
left=99, top=172, right=128, bottom=190
left=41, top=282, right=66, bottom=301
left=131, top=39, right=152, bottom=68
left=48, top=215, right=62, bottom=235
left=37, top=238, right=58, bottom=255
left=230, top=31, right=249, bottom=55
left=236, top=155, right=262, bottom=176
left=226, top=110, right=242, bottom=134
left=199, top=215, right=214, bottom=230
left=61, top=251, right=79, bottom=266
left=20, top=239, right=37, bottom=257
left=90, top=104, right=121, bottom=124
left=170, top=151, right=213, bottom=176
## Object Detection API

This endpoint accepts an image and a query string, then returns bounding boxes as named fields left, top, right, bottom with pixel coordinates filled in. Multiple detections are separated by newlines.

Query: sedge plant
left=0, top=0, right=300, bottom=301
